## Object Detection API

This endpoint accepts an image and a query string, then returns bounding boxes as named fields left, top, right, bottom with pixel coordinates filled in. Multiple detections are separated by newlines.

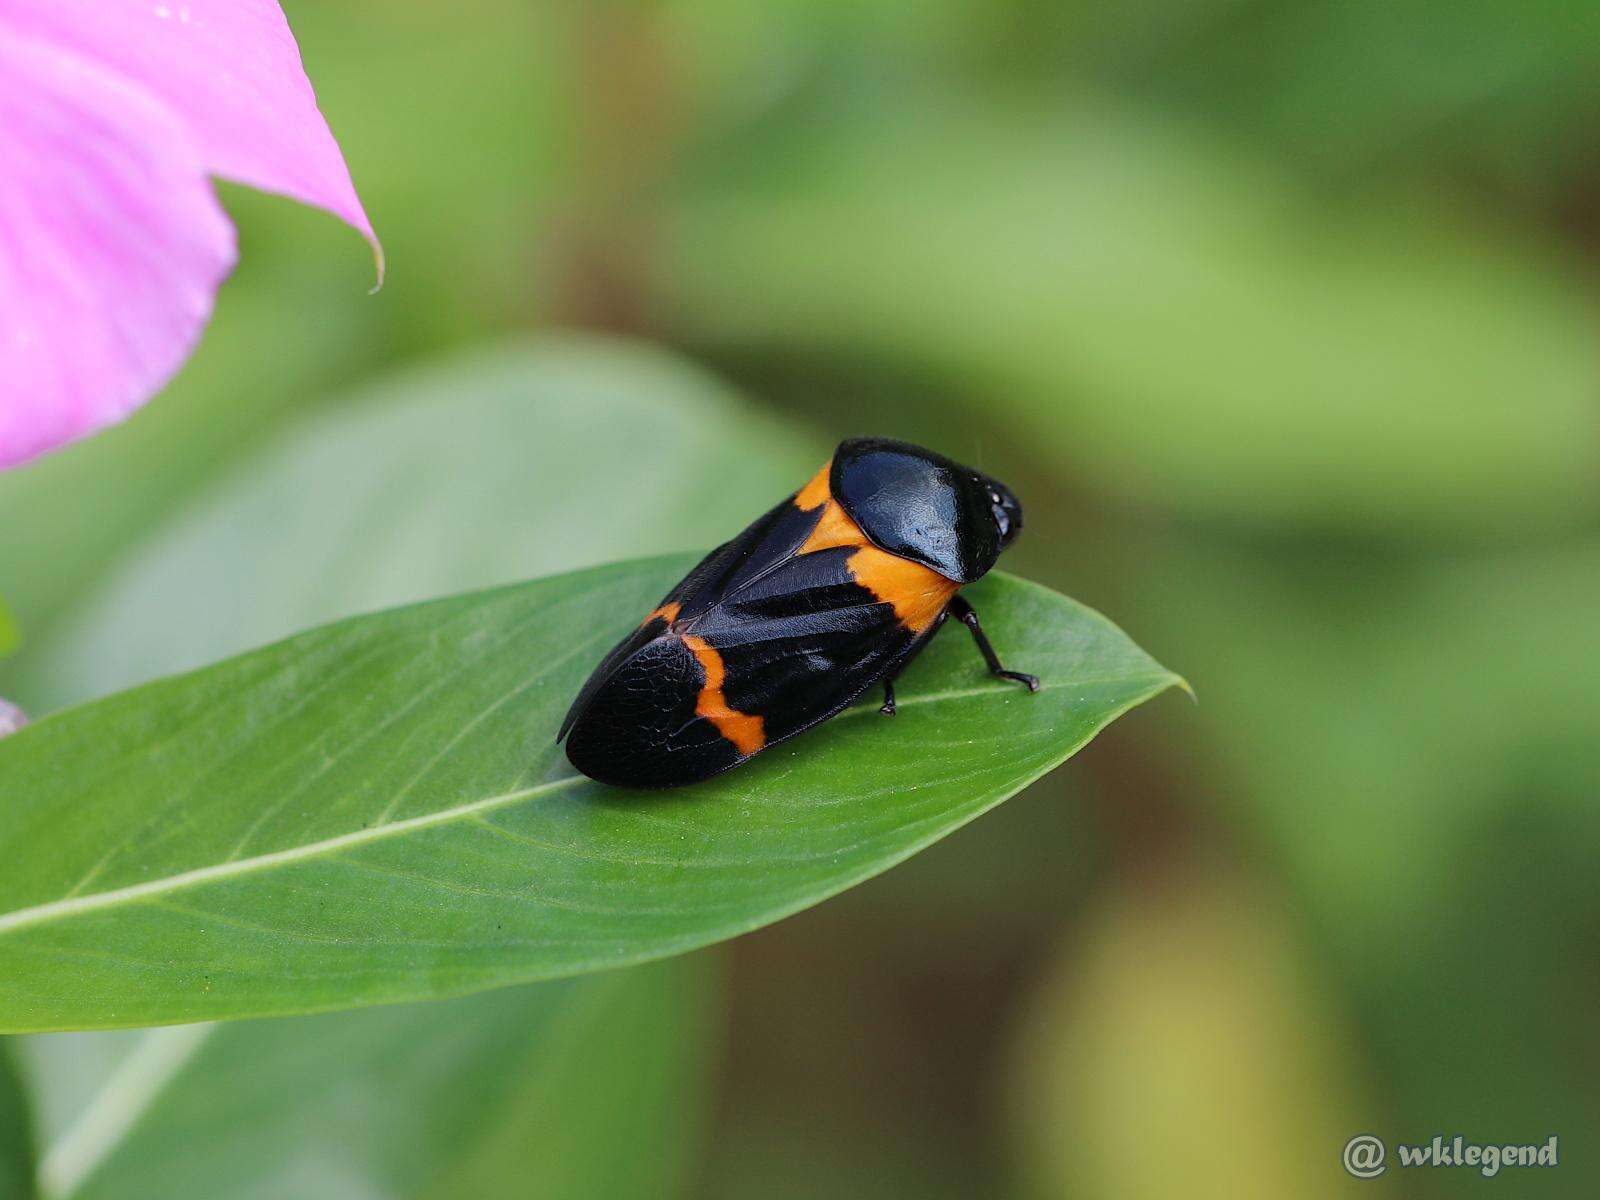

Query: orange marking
left=791, top=470, right=959, bottom=633
left=847, top=545, right=959, bottom=633
left=797, top=496, right=866, bottom=556
left=640, top=600, right=681, bottom=628
left=681, top=634, right=766, bottom=756
left=794, top=461, right=832, bottom=511
left=795, top=459, right=870, bottom=556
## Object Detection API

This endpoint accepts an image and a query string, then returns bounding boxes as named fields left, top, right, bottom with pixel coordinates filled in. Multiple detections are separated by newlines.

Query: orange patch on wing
left=681, top=633, right=766, bottom=756
left=794, top=459, right=873, bottom=557
left=640, top=600, right=682, bottom=628
left=797, top=496, right=868, bottom=556
left=794, top=461, right=832, bottom=511
left=848, top=545, right=959, bottom=633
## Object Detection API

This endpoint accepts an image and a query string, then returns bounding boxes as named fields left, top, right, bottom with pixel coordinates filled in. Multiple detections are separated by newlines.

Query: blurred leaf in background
left=668, top=0, right=1600, bottom=204
left=0, top=1047, right=32, bottom=1200
left=654, top=94, right=1600, bottom=541
left=14, top=961, right=707, bottom=1200
left=1007, top=860, right=1378, bottom=1200
left=1122, top=536, right=1600, bottom=1184
left=1118, top=0, right=1600, bottom=198
left=7, top=338, right=818, bottom=711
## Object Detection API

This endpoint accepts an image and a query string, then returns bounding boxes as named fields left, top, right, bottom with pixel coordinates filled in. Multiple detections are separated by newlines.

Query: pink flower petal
left=0, top=0, right=379, bottom=264
left=0, top=30, right=236, bottom=468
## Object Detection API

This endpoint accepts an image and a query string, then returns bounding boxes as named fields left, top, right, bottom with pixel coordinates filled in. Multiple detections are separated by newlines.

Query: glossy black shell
left=831, top=437, right=1022, bottom=583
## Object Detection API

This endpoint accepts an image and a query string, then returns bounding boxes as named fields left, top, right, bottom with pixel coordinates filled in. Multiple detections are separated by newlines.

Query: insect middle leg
left=948, top=595, right=1040, bottom=692
left=879, top=630, right=937, bottom=717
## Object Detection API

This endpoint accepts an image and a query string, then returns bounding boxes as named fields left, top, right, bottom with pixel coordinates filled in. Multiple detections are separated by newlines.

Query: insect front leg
left=948, top=595, right=1040, bottom=692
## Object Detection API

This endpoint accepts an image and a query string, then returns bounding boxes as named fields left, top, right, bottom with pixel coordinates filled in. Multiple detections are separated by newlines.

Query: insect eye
left=989, top=489, right=1003, bottom=506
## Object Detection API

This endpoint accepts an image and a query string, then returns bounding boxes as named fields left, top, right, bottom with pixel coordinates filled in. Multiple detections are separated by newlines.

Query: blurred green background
left=3, top=0, right=1598, bottom=1195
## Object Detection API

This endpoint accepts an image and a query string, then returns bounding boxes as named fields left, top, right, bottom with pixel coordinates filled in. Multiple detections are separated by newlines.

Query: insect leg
left=947, top=595, right=1040, bottom=692
left=876, top=609, right=951, bottom=718
left=879, top=626, right=936, bottom=716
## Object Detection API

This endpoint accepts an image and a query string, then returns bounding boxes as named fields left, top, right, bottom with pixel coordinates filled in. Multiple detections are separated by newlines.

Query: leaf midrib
left=0, top=672, right=1170, bottom=939
left=0, top=777, right=577, bottom=939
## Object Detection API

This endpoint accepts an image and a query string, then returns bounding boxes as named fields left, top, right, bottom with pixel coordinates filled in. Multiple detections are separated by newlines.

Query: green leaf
left=0, top=1046, right=33, bottom=1200
left=13, top=959, right=708, bottom=1200
left=0, top=602, right=16, bottom=661
left=0, top=559, right=1177, bottom=1032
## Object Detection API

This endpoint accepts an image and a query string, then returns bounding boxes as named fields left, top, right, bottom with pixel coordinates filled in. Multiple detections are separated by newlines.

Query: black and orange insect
left=558, top=438, right=1038, bottom=787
